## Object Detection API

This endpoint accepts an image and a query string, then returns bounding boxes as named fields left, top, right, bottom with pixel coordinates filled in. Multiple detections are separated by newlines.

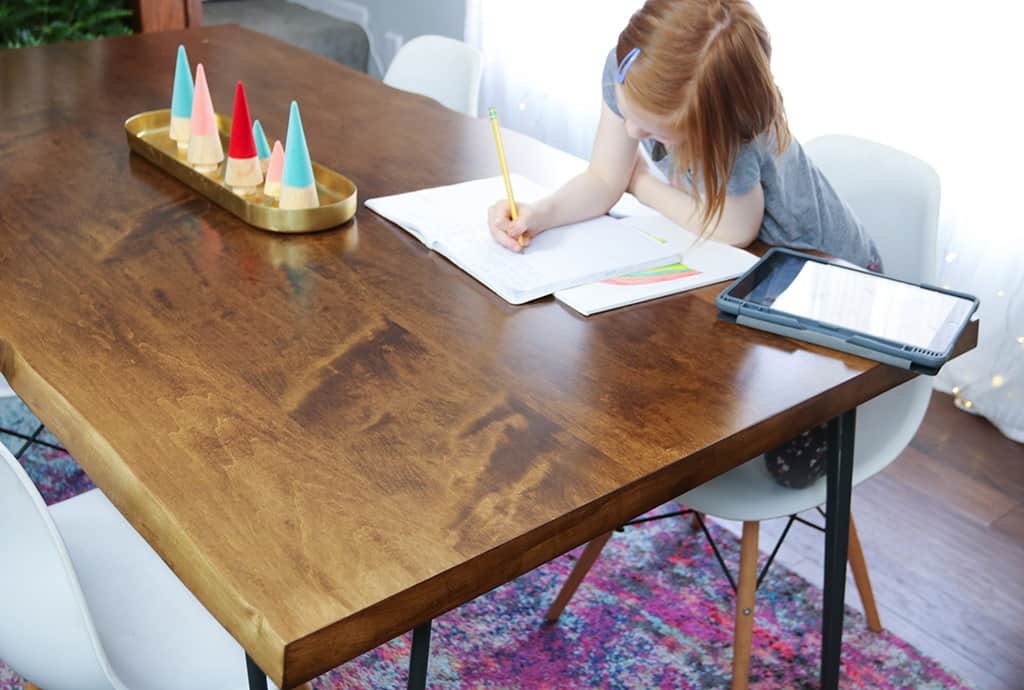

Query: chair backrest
left=805, top=135, right=941, bottom=482
left=383, top=35, right=483, bottom=117
left=0, top=444, right=120, bottom=689
left=806, top=135, right=940, bottom=284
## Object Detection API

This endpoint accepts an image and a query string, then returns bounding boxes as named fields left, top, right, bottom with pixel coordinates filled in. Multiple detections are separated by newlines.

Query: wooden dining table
left=0, top=26, right=977, bottom=690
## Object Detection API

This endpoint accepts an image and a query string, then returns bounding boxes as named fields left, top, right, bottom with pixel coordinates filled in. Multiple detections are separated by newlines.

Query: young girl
left=488, top=0, right=883, bottom=488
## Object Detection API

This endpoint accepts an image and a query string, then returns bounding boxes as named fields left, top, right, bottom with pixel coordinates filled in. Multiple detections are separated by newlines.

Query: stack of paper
left=365, top=175, right=679, bottom=305
left=554, top=215, right=760, bottom=315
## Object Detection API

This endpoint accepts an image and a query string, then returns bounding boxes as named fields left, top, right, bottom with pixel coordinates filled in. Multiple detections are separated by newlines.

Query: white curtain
left=466, top=0, right=1023, bottom=442
left=465, top=1, right=638, bottom=159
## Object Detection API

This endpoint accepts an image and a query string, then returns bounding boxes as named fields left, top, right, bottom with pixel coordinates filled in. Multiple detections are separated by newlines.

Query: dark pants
left=765, top=423, right=830, bottom=489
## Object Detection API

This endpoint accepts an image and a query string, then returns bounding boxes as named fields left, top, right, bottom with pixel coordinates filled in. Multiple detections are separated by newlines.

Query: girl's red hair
left=617, top=0, right=790, bottom=234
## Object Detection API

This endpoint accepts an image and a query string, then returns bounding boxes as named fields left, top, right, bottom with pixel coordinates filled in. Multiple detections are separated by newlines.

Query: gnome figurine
left=187, top=64, right=224, bottom=173
left=264, top=140, right=284, bottom=199
left=224, top=82, right=262, bottom=195
left=252, top=120, right=272, bottom=174
left=169, top=45, right=193, bottom=150
left=279, top=101, right=319, bottom=210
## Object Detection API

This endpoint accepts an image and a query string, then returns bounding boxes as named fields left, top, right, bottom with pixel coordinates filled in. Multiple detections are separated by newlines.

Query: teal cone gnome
left=169, top=45, right=193, bottom=149
left=279, top=101, right=319, bottom=210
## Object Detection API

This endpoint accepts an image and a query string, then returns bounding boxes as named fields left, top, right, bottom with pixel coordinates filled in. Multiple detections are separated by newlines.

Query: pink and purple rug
left=0, top=396, right=972, bottom=689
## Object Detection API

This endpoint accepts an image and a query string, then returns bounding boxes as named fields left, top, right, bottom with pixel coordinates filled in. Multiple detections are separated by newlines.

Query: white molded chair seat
left=0, top=443, right=270, bottom=690
left=50, top=491, right=260, bottom=690
left=383, top=35, right=483, bottom=117
left=682, top=377, right=931, bottom=520
left=682, top=134, right=941, bottom=521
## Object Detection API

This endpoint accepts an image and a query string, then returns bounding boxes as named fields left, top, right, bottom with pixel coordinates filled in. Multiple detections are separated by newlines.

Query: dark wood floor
left=716, top=392, right=1024, bottom=690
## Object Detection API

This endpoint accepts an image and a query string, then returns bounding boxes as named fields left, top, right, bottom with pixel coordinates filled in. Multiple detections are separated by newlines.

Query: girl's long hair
left=617, top=0, right=790, bottom=235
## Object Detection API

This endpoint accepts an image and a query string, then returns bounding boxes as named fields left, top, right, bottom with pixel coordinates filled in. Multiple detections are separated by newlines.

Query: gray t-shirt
left=602, top=50, right=883, bottom=269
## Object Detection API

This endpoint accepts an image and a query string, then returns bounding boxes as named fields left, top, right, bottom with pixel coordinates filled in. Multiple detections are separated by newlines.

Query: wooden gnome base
left=170, top=115, right=190, bottom=150
left=279, top=184, right=319, bottom=210
left=225, top=155, right=262, bottom=195
left=188, top=132, right=224, bottom=174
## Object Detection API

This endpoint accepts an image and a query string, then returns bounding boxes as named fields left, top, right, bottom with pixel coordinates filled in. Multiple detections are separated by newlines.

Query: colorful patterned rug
left=0, top=394, right=972, bottom=689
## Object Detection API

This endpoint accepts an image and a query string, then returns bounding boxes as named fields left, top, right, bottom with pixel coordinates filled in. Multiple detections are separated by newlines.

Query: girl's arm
left=627, top=160, right=765, bottom=247
left=489, top=100, right=766, bottom=250
left=532, top=102, right=639, bottom=228
left=489, top=102, right=637, bottom=251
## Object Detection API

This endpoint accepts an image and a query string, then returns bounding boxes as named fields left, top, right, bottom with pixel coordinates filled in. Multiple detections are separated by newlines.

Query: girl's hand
left=487, top=200, right=544, bottom=253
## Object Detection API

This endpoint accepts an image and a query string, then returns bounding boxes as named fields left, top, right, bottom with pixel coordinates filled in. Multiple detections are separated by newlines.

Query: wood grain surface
left=0, top=27, right=977, bottom=688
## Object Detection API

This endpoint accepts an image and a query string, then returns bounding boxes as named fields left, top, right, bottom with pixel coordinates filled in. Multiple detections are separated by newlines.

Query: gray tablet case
left=716, top=248, right=979, bottom=376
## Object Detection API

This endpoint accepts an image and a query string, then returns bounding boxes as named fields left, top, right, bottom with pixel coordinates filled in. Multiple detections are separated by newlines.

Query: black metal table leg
left=246, top=652, right=267, bottom=690
left=821, top=409, right=856, bottom=690
left=408, top=620, right=433, bottom=690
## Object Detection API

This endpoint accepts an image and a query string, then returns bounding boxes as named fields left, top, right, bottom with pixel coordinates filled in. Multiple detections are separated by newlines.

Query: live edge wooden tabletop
left=0, top=27, right=976, bottom=688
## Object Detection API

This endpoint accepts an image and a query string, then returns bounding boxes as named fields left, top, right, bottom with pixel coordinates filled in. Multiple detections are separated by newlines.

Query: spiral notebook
left=365, top=175, right=680, bottom=305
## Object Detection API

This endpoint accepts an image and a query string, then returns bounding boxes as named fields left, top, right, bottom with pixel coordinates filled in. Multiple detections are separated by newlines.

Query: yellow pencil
left=488, top=107, right=524, bottom=248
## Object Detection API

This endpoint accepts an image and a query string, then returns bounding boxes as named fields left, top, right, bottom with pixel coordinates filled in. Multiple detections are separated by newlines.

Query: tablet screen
left=728, top=253, right=974, bottom=352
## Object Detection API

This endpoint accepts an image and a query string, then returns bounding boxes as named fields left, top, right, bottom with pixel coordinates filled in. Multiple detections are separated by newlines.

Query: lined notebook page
left=366, top=176, right=679, bottom=304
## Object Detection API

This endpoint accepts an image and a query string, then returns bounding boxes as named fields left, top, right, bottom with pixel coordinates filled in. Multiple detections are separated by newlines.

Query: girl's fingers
left=488, top=201, right=509, bottom=226
left=488, top=200, right=533, bottom=252
left=491, top=227, right=522, bottom=252
left=508, top=219, right=529, bottom=238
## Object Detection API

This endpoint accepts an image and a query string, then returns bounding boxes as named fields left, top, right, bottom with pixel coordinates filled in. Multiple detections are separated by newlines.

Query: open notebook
left=365, top=175, right=679, bottom=305
left=554, top=215, right=760, bottom=315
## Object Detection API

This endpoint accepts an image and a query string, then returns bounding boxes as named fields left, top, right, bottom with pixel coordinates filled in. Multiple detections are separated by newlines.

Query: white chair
left=544, top=135, right=941, bottom=690
left=383, top=35, right=483, bottom=117
left=0, top=443, right=273, bottom=690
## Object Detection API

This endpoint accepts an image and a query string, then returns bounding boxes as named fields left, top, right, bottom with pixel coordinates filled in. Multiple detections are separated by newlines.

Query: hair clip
left=615, top=47, right=641, bottom=84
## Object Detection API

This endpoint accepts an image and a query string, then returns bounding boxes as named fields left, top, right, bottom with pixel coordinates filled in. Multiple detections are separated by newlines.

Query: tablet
left=716, top=248, right=978, bottom=374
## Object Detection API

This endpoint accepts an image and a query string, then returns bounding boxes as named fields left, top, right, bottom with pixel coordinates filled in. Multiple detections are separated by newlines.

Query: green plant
left=0, top=1, right=133, bottom=49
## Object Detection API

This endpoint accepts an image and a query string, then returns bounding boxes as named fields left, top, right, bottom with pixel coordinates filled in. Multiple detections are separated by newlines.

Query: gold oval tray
left=125, top=109, right=356, bottom=233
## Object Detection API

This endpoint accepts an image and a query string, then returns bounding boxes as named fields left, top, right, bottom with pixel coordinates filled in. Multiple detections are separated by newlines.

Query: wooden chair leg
left=544, top=531, right=614, bottom=622
left=25, top=683, right=42, bottom=690
left=690, top=511, right=704, bottom=530
left=732, top=521, right=759, bottom=690
left=847, top=513, right=883, bottom=633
